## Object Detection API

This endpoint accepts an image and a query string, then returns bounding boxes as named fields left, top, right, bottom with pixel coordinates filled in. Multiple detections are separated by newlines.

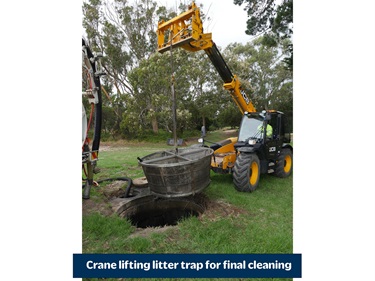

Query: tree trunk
left=202, top=114, right=206, bottom=127
left=151, top=116, right=159, bottom=134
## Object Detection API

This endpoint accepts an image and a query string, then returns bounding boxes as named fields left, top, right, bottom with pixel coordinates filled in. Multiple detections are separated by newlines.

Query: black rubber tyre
left=233, top=153, right=260, bottom=192
left=274, top=148, right=293, bottom=178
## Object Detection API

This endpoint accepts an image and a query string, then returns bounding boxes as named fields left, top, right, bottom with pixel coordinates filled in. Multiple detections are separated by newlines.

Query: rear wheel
left=274, top=148, right=293, bottom=177
left=233, top=153, right=260, bottom=192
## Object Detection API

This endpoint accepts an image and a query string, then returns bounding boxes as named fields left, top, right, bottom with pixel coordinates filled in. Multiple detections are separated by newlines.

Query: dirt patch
left=222, top=129, right=238, bottom=135
left=127, top=225, right=176, bottom=239
left=82, top=196, right=113, bottom=217
left=82, top=181, right=130, bottom=216
left=200, top=197, right=249, bottom=222
left=99, top=145, right=130, bottom=152
left=101, top=180, right=130, bottom=199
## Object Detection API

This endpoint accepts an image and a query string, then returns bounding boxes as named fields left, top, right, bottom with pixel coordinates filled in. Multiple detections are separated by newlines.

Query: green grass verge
left=82, top=138, right=293, bottom=281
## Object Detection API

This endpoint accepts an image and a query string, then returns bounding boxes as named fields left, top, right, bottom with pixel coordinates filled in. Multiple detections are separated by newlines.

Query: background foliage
left=83, top=0, right=293, bottom=140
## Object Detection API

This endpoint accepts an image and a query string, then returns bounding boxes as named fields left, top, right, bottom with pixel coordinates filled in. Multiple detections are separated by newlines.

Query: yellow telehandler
left=156, top=2, right=292, bottom=192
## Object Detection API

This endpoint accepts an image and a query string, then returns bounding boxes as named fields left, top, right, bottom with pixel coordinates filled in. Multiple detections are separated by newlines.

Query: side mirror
left=198, top=138, right=204, bottom=143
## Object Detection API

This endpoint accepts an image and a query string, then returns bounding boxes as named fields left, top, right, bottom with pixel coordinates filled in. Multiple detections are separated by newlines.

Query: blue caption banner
left=73, top=253, right=302, bottom=278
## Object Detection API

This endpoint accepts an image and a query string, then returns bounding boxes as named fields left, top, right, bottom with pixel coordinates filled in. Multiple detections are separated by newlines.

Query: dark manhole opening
left=122, top=196, right=206, bottom=228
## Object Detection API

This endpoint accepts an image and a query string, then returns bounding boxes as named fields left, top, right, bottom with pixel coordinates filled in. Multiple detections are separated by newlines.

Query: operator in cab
left=257, top=123, right=273, bottom=139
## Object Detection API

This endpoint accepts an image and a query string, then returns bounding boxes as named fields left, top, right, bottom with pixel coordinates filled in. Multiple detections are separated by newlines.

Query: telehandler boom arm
left=156, top=2, right=256, bottom=114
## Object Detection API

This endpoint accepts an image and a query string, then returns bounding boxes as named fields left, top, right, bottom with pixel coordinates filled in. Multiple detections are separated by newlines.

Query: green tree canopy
left=83, top=1, right=293, bottom=139
left=222, top=38, right=293, bottom=130
left=234, top=0, right=293, bottom=71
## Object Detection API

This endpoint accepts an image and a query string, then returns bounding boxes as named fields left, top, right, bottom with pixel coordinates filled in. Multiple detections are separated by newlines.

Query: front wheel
left=274, top=148, right=293, bottom=178
left=233, top=153, right=260, bottom=192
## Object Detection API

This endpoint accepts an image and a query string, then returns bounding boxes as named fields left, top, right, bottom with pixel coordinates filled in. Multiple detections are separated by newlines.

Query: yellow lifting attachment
left=157, top=2, right=213, bottom=53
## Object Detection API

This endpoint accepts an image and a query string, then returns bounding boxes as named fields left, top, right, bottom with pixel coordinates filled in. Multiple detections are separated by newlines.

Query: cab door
left=264, top=113, right=283, bottom=160
left=265, top=137, right=279, bottom=160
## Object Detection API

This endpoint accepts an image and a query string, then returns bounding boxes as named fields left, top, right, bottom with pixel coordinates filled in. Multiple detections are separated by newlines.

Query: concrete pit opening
left=119, top=196, right=206, bottom=228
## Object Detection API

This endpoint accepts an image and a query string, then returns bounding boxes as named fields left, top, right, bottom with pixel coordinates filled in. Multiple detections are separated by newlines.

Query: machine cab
left=236, top=110, right=287, bottom=160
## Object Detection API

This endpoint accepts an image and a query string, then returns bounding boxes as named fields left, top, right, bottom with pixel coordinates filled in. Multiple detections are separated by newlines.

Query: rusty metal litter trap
left=139, top=147, right=213, bottom=198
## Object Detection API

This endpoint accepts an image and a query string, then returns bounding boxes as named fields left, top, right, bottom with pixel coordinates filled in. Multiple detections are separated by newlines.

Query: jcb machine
left=156, top=2, right=293, bottom=192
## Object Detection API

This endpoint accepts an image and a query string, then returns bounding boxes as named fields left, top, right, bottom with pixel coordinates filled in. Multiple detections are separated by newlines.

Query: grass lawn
left=82, top=130, right=293, bottom=281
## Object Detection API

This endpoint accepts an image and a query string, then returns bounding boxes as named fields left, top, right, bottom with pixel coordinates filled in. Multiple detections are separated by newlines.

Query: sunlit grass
left=83, top=138, right=293, bottom=262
